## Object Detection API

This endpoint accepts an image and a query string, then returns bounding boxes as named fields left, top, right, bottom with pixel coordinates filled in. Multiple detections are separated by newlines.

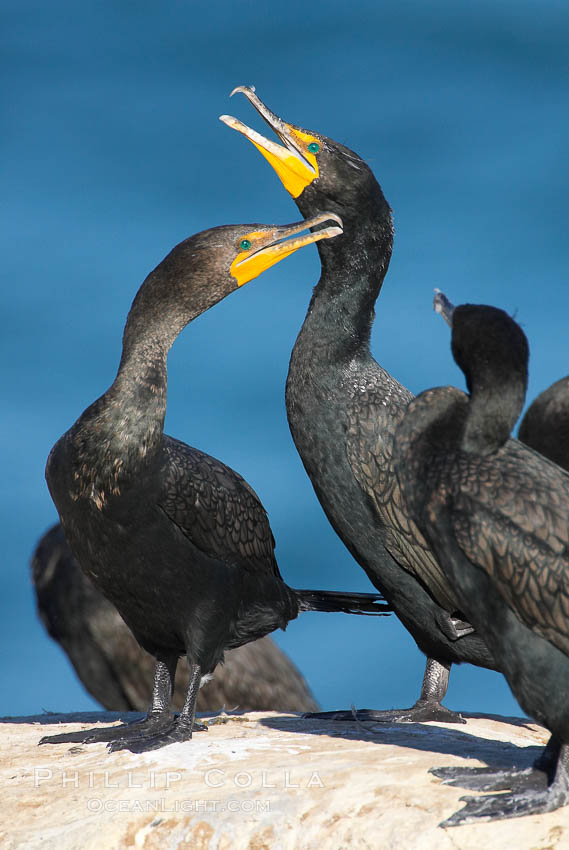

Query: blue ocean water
left=2, top=0, right=568, bottom=719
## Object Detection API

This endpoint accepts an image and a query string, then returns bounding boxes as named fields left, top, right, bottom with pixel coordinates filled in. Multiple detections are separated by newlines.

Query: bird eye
left=240, top=239, right=251, bottom=251
left=308, top=142, right=320, bottom=154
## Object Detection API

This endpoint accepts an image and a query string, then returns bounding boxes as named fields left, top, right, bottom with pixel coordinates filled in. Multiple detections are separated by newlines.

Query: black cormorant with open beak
left=220, top=85, right=500, bottom=724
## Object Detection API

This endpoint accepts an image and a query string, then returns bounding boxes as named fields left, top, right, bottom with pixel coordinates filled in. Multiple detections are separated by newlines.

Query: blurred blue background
left=3, top=0, right=568, bottom=719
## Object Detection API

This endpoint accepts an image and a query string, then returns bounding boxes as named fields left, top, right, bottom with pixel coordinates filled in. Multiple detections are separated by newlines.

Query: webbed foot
left=304, top=699, right=465, bottom=725
left=39, top=711, right=172, bottom=746
left=435, top=742, right=569, bottom=826
left=107, top=718, right=207, bottom=753
left=429, top=764, right=541, bottom=793
left=441, top=784, right=568, bottom=827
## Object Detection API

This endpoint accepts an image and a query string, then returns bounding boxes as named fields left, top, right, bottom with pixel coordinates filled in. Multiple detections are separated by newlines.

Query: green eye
left=240, top=239, right=251, bottom=251
left=308, top=142, right=320, bottom=154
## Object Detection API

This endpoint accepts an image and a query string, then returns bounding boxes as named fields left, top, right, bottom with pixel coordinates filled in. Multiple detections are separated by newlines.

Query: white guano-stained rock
left=1, top=710, right=568, bottom=849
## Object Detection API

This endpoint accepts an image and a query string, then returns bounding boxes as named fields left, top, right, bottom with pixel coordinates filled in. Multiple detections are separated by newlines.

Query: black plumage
left=394, top=299, right=569, bottom=824
left=32, top=523, right=319, bottom=713
left=435, top=289, right=569, bottom=473
left=221, top=87, right=499, bottom=722
left=519, top=376, right=569, bottom=469
left=40, top=216, right=391, bottom=753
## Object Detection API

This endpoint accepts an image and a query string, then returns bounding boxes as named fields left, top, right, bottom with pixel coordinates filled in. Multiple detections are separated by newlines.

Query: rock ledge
left=1, top=710, right=567, bottom=849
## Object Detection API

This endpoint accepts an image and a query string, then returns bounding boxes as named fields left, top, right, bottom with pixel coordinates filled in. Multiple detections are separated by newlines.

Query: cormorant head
left=220, top=86, right=390, bottom=229
left=452, top=304, right=528, bottom=399
left=434, top=291, right=529, bottom=450
left=124, top=214, right=343, bottom=341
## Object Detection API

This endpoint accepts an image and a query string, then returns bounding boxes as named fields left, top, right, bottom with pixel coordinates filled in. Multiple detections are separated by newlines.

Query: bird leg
left=393, top=657, right=466, bottom=723
left=39, top=655, right=177, bottom=746
left=303, top=657, right=466, bottom=724
left=435, top=740, right=569, bottom=827
left=108, top=663, right=207, bottom=753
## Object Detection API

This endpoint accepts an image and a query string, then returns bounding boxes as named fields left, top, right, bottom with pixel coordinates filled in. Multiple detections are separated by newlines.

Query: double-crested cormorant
left=394, top=295, right=569, bottom=824
left=221, top=87, right=498, bottom=723
left=41, top=215, right=392, bottom=753
left=436, top=290, right=569, bottom=473
left=32, top=523, right=319, bottom=713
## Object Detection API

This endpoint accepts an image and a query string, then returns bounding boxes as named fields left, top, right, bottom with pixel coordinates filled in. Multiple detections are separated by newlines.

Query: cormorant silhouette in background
left=32, top=523, right=319, bottom=714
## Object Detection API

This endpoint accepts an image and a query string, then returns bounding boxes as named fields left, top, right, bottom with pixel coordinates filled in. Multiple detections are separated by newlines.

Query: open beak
left=220, top=85, right=319, bottom=199
left=433, top=289, right=455, bottom=327
left=231, top=212, right=343, bottom=287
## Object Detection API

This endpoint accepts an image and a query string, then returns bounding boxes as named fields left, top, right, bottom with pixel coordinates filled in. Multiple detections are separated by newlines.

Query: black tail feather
left=295, top=589, right=392, bottom=616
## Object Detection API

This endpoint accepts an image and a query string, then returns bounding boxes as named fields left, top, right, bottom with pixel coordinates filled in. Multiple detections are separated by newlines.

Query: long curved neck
left=452, top=306, right=529, bottom=455
left=111, top=297, right=188, bottom=409
left=73, top=274, right=197, bottom=483
left=462, top=374, right=526, bottom=455
left=296, top=195, right=393, bottom=362
left=104, top=318, right=173, bottom=452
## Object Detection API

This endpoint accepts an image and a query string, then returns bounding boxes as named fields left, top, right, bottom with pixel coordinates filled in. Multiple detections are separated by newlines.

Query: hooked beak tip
left=229, top=84, right=256, bottom=99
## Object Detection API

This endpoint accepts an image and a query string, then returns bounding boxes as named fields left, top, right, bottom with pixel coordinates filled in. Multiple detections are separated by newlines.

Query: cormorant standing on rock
left=32, top=523, right=319, bottom=713
left=394, top=294, right=569, bottom=824
left=41, top=215, right=392, bottom=753
left=221, top=86, right=499, bottom=723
